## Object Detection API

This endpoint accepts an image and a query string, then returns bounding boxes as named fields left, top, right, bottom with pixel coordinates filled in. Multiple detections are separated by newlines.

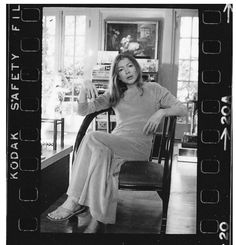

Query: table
left=40, top=145, right=73, bottom=213
left=41, top=118, right=64, bottom=150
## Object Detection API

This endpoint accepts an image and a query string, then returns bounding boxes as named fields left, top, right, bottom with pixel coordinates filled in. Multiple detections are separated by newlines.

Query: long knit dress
left=66, top=82, right=182, bottom=224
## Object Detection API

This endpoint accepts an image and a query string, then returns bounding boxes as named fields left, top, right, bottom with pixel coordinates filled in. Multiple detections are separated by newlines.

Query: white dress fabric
left=67, top=82, right=181, bottom=224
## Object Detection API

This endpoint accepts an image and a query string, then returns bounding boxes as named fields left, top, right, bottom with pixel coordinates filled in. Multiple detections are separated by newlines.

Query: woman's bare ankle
left=62, top=196, right=81, bottom=211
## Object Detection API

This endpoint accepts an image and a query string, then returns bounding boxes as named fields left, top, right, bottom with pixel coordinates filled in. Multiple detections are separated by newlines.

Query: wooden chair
left=72, top=108, right=177, bottom=234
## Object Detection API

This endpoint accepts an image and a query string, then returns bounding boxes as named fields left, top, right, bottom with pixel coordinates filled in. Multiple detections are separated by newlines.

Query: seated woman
left=47, top=52, right=187, bottom=233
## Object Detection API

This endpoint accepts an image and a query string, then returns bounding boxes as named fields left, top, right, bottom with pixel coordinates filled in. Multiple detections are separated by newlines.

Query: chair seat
left=119, top=161, right=164, bottom=190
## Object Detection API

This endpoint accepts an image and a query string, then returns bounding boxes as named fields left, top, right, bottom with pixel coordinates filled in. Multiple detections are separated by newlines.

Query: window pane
left=191, top=39, right=198, bottom=59
left=192, top=17, right=199, bottom=38
left=75, top=36, right=85, bottom=57
left=65, top=16, right=75, bottom=35
left=178, top=60, right=190, bottom=81
left=62, top=100, right=73, bottom=115
left=64, top=36, right=75, bottom=56
left=64, top=56, right=74, bottom=75
left=177, top=81, right=197, bottom=102
left=179, top=38, right=191, bottom=59
left=76, top=16, right=86, bottom=35
left=190, top=82, right=198, bottom=99
left=63, top=15, right=87, bottom=117
left=188, top=82, right=198, bottom=100
left=177, top=81, right=190, bottom=102
left=180, top=17, right=192, bottom=38
left=60, top=73, right=72, bottom=92
left=74, top=57, right=85, bottom=77
left=64, top=97, right=72, bottom=102
left=190, top=61, right=198, bottom=81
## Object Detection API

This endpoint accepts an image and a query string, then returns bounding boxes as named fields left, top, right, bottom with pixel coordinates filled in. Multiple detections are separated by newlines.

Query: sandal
left=47, top=205, right=88, bottom=222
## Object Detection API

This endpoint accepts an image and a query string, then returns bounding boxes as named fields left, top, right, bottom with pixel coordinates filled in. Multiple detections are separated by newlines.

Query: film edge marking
left=9, top=131, right=20, bottom=180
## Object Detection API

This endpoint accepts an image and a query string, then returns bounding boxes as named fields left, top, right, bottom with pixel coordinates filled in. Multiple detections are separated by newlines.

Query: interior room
left=40, top=6, right=198, bottom=234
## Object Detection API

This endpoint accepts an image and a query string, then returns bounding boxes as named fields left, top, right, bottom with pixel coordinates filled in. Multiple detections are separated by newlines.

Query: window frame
left=174, top=9, right=199, bottom=104
left=62, top=12, right=88, bottom=107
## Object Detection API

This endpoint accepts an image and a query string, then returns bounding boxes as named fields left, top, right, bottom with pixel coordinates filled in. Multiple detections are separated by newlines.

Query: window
left=42, top=9, right=88, bottom=134
left=62, top=15, right=86, bottom=114
left=177, top=16, right=198, bottom=102
left=174, top=10, right=198, bottom=131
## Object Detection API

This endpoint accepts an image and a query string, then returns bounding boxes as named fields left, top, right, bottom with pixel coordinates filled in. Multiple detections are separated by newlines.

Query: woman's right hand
left=81, top=80, right=99, bottom=100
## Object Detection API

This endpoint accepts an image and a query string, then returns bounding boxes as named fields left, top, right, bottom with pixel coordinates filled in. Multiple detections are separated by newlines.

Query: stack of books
left=92, top=64, right=111, bottom=78
left=92, top=64, right=111, bottom=93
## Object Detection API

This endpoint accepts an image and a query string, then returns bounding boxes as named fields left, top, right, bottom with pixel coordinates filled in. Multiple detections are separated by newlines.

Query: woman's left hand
left=143, top=109, right=166, bottom=135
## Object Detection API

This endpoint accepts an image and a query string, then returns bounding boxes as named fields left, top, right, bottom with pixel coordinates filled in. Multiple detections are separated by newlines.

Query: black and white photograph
left=40, top=6, right=198, bottom=234
left=5, top=3, right=233, bottom=245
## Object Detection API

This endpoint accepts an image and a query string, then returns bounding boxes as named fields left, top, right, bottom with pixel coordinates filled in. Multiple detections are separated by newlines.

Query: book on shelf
left=92, top=64, right=111, bottom=93
left=92, top=64, right=111, bottom=79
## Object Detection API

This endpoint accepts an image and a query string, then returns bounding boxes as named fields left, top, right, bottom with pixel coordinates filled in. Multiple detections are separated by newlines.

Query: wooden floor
left=40, top=144, right=197, bottom=234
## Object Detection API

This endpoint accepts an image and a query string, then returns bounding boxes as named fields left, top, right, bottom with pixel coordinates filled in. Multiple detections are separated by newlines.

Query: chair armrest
left=72, top=108, right=112, bottom=163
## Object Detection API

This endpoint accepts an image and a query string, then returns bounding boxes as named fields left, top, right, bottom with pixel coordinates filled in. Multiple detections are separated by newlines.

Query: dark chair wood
left=72, top=108, right=177, bottom=234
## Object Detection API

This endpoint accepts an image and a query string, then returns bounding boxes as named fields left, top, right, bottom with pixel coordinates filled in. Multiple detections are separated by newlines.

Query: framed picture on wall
left=105, top=21, right=159, bottom=59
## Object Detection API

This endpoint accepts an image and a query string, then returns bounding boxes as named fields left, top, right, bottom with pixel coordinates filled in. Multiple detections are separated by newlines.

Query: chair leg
left=161, top=198, right=167, bottom=234
left=157, top=191, right=170, bottom=234
left=160, top=217, right=167, bottom=234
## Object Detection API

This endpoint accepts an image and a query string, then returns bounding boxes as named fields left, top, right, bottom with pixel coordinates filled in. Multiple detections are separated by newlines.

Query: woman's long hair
left=109, top=52, right=144, bottom=107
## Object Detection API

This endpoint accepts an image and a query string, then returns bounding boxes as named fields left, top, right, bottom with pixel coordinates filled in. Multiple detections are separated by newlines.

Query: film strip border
left=198, top=5, right=232, bottom=245
left=7, top=4, right=42, bottom=237
left=6, top=4, right=232, bottom=245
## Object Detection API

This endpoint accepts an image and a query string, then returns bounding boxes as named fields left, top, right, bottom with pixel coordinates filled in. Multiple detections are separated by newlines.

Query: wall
left=85, top=7, right=177, bottom=95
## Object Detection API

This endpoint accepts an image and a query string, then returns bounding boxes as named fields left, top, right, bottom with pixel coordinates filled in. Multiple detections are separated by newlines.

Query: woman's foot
left=83, top=218, right=105, bottom=233
left=47, top=197, right=87, bottom=222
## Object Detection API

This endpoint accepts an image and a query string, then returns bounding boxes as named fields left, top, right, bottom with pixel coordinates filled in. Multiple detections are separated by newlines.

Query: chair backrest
left=159, top=116, right=177, bottom=196
left=72, top=108, right=112, bottom=163
left=142, top=116, right=176, bottom=193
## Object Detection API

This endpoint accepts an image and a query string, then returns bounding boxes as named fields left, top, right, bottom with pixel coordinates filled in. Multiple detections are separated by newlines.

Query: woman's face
left=117, top=58, right=138, bottom=86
